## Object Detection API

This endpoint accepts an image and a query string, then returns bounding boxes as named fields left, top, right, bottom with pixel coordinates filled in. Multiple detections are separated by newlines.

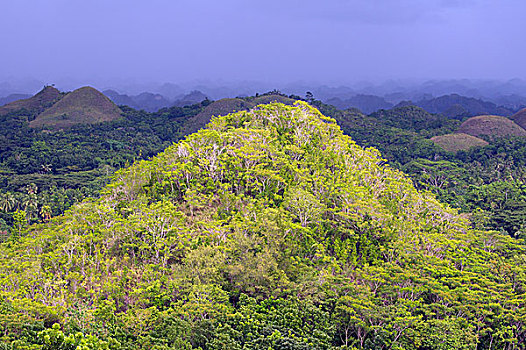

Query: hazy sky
left=1, top=0, right=525, bottom=86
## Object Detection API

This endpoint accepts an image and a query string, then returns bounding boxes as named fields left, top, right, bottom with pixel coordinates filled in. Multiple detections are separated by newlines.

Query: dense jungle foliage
left=0, top=101, right=210, bottom=237
left=2, top=90, right=526, bottom=242
left=1, top=102, right=526, bottom=349
left=312, top=101, right=526, bottom=239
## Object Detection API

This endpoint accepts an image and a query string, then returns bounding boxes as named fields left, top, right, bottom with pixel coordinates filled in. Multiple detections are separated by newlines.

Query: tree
left=12, top=209, right=27, bottom=240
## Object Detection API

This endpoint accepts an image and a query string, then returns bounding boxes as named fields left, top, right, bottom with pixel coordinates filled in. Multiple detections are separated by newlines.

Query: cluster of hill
left=3, top=85, right=526, bottom=242
left=0, top=86, right=122, bottom=129
left=2, top=102, right=526, bottom=349
left=428, top=108, right=526, bottom=153
left=4, top=84, right=526, bottom=242
left=103, top=89, right=209, bottom=112
left=326, top=93, right=516, bottom=117
left=0, top=87, right=300, bottom=237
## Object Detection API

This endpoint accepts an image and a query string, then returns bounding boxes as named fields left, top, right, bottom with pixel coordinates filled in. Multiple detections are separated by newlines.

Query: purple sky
left=1, top=0, right=525, bottom=86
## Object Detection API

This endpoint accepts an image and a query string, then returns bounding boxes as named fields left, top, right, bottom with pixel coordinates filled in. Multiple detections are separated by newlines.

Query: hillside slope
left=511, top=107, right=526, bottom=129
left=1, top=102, right=525, bottom=349
left=30, top=86, right=122, bottom=129
left=0, top=86, right=62, bottom=116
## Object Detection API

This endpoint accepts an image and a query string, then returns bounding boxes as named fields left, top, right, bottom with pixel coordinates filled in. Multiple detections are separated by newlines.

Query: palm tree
left=0, top=192, right=16, bottom=212
left=22, top=193, right=38, bottom=221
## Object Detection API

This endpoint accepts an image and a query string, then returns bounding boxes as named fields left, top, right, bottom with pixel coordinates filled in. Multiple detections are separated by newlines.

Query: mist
left=1, top=0, right=525, bottom=92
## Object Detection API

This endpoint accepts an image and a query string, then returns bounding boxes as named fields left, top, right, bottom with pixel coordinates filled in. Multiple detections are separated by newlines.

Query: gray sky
left=1, top=0, right=525, bottom=86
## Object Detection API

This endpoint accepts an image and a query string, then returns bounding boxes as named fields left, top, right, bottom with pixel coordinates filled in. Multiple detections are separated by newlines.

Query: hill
left=431, top=132, right=489, bottom=152
left=457, top=114, right=526, bottom=137
left=370, top=105, right=456, bottom=132
left=103, top=89, right=138, bottom=108
left=2, top=102, right=525, bottom=349
left=396, top=94, right=514, bottom=118
left=133, top=92, right=171, bottom=112
left=326, top=94, right=393, bottom=113
left=0, top=93, right=31, bottom=106
left=30, top=86, right=122, bottom=129
left=0, top=86, right=62, bottom=116
left=252, top=94, right=295, bottom=105
left=511, top=107, right=526, bottom=129
left=183, top=97, right=253, bottom=133
left=183, top=94, right=295, bottom=133
left=172, top=90, right=208, bottom=107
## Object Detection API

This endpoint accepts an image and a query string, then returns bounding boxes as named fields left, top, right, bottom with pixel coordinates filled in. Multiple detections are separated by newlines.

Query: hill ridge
left=0, top=85, right=62, bottom=116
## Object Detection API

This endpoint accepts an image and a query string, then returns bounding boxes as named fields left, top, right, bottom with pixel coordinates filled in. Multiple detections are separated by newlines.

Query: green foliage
left=1, top=102, right=526, bottom=349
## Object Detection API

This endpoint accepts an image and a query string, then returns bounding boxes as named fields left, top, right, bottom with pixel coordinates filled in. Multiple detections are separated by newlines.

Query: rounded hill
left=456, top=114, right=526, bottom=137
left=431, top=132, right=489, bottom=152
left=30, top=86, right=122, bottom=129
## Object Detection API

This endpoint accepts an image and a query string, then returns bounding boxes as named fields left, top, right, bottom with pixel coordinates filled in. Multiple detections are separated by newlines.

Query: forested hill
left=2, top=102, right=526, bottom=349
left=0, top=88, right=295, bottom=236
left=3, top=86, right=526, bottom=243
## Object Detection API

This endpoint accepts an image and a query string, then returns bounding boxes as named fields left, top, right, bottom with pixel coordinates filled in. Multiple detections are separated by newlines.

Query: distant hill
left=183, top=98, right=253, bottom=133
left=0, top=93, right=31, bottom=107
left=157, top=82, right=184, bottom=100
left=30, top=86, right=122, bottom=129
left=183, top=94, right=295, bottom=133
left=457, top=115, right=526, bottom=137
left=103, top=90, right=171, bottom=112
left=399, top=94, right=514, bottom=118
left=326, top=94, right=393, bottom=114
left=370, top=105, right=455, bottom=132
left=431, top=133, right=489, bottom=152
left=172, top=90, right=208, bottom=107
left=0, top=86, right=62, bottom=116
left=133, top=92, right=171, bottom=112
left=103, top=89, right=137, bottom=108
left=510, top=108, right=526, bottom=129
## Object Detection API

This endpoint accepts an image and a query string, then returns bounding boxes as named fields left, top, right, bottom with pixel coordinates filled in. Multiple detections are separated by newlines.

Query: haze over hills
left=326, top=94, right=393, bottom=114
left=396, top=94, right=515, bottom=119
left=2, top=78, right=526, bottom=114
left=102, top=89, right=209, bottom=112
left=0, top=93, right=31, bottom=106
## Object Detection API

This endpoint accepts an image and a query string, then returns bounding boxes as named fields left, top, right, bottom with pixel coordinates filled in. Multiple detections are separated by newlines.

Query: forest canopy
left=1, top=102, right=525, bottom=349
